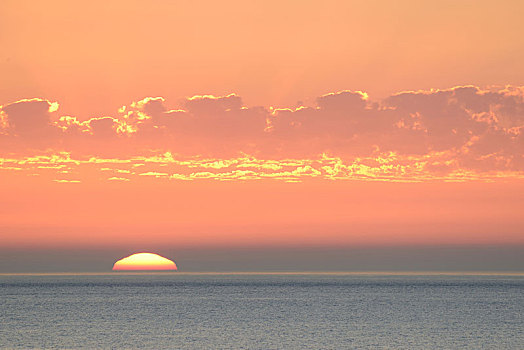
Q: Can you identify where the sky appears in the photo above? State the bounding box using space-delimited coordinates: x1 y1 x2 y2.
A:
1 0 523 272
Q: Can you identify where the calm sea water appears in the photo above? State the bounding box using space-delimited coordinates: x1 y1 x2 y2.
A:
1 274 523 349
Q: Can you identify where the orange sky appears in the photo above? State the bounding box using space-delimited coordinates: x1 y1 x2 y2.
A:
0 1 523 271
1 0 524 117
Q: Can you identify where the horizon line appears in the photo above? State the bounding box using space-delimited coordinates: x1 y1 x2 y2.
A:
2 271 524 277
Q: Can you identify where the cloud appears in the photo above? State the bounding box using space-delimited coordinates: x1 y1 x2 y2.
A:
0 98 61 142
1 98 59 134
1 86 523 179
3 150 519 183
88 117 119 138
184 93 243 115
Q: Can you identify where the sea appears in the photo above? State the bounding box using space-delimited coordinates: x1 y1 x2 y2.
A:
1 273 523 349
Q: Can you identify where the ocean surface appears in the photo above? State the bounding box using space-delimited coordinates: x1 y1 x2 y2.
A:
1 274 523 349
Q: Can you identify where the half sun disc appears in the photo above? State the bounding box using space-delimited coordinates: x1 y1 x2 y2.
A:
112 253 177 271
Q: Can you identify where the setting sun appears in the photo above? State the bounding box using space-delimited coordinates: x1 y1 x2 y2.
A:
112 253 177 271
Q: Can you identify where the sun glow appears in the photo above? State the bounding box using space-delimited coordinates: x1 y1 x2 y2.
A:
112 253 177 271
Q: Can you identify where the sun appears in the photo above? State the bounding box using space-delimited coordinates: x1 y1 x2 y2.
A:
112 252 177 271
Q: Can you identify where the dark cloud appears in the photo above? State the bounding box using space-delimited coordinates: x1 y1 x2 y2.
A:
1 98 59 136
88 117 118 138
